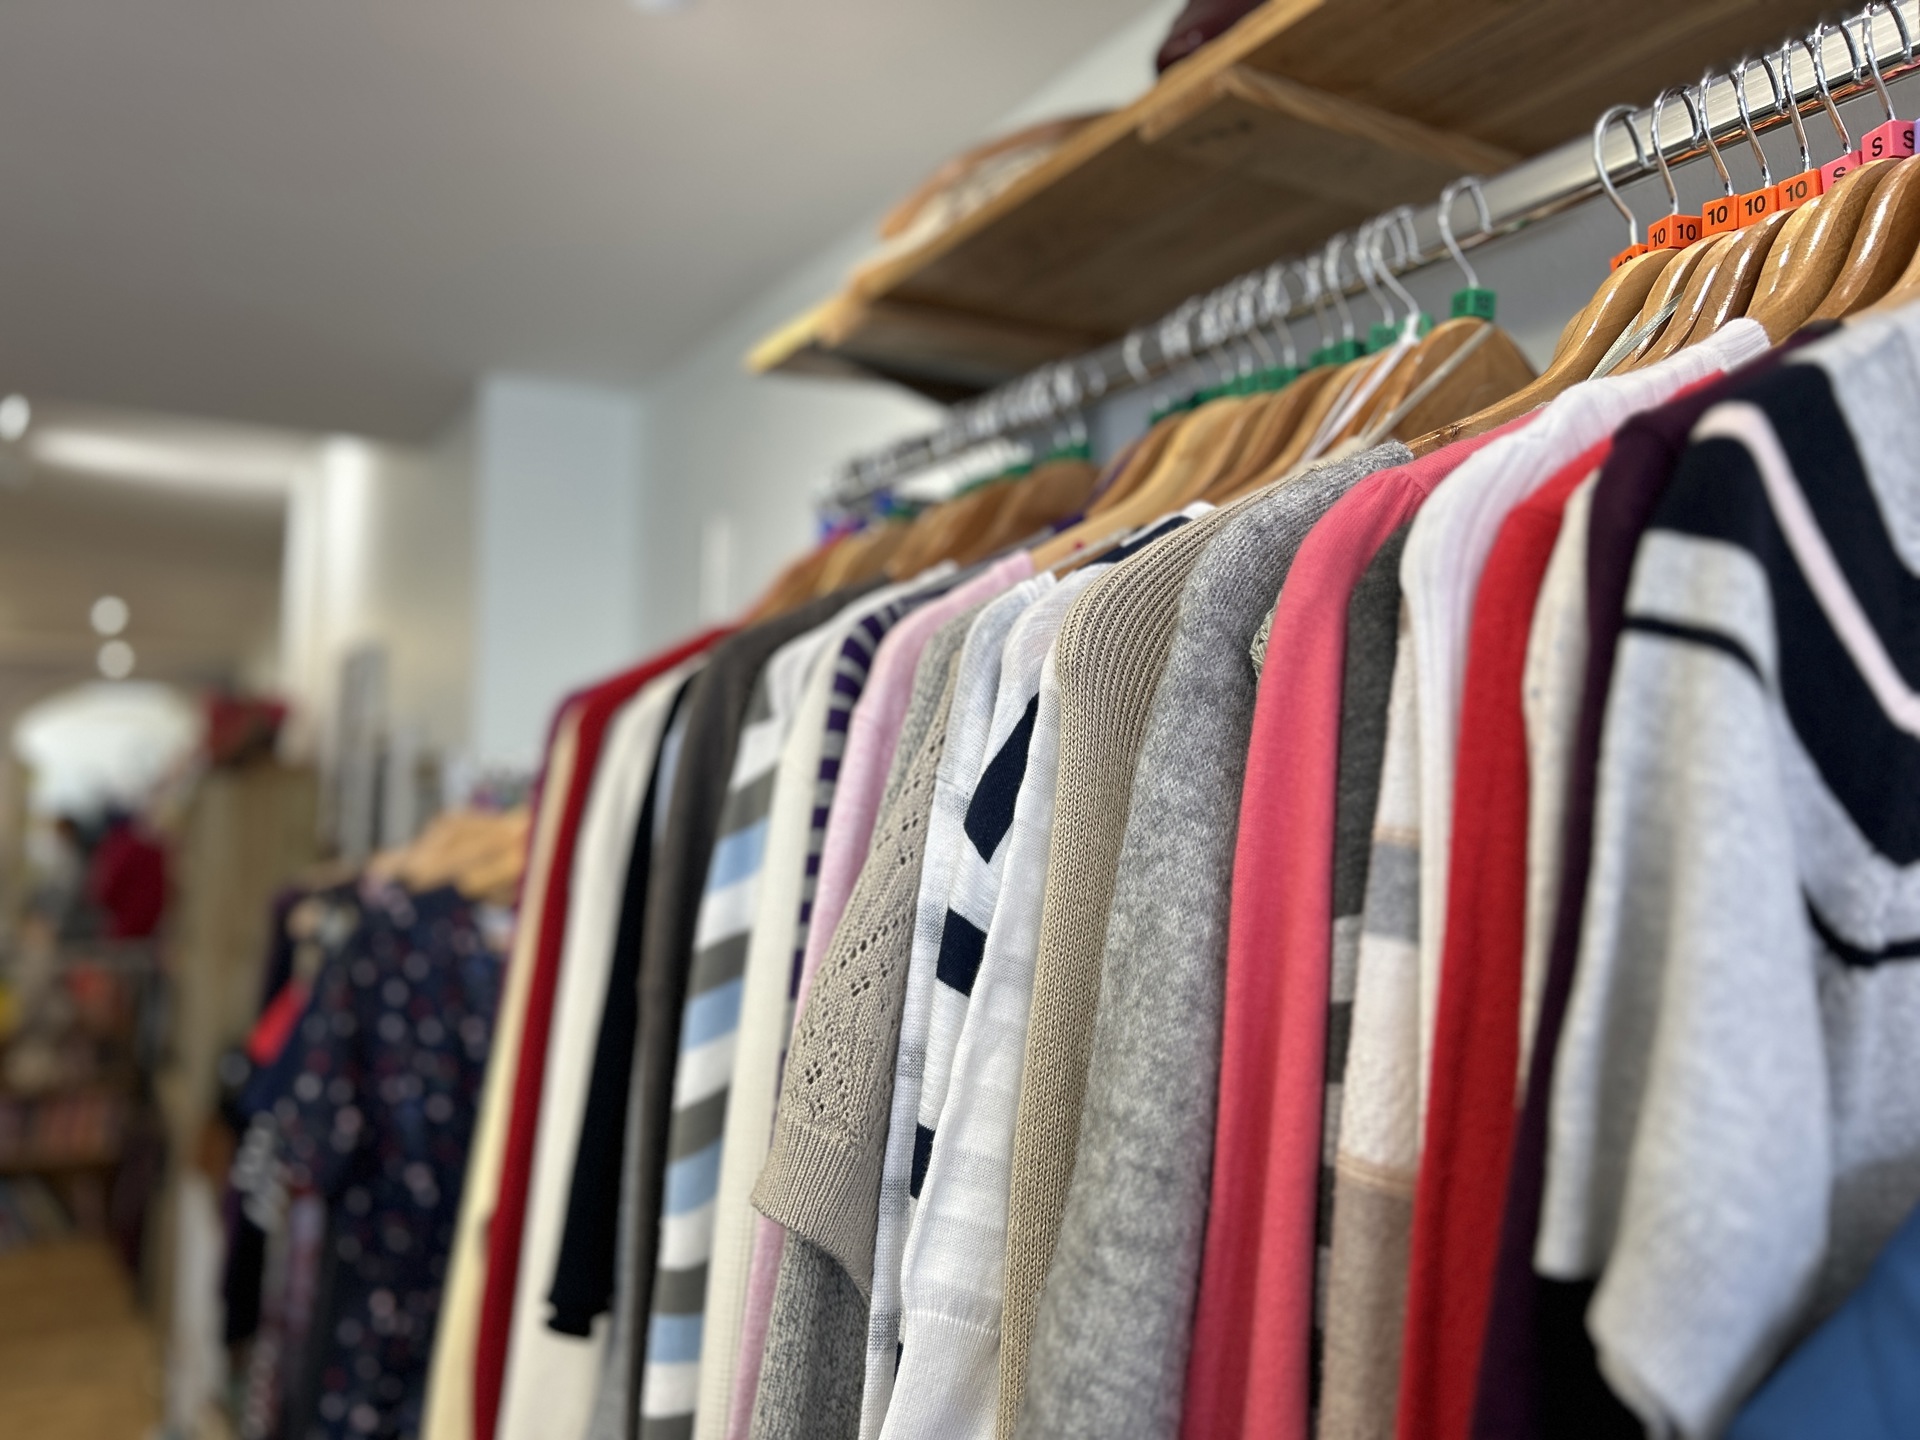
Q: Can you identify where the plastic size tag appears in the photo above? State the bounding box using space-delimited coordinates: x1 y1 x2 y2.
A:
1820 149 1864 192
1646 212 1703 249
1861 119 1915 163
1701 194 1739 236
1736 187 1778 225
1610 243 1648 271
1450 287 1497 321
1775 169 1822 211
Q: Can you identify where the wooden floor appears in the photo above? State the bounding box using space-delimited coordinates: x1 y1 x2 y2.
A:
0 1239 160 1439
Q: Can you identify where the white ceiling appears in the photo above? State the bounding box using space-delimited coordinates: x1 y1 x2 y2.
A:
0 0 1151 440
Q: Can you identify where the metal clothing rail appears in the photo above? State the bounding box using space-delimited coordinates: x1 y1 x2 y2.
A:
826 0 1920 513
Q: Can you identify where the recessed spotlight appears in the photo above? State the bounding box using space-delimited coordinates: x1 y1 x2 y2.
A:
90 595 129 637
0 395 30 443
97 639 135 680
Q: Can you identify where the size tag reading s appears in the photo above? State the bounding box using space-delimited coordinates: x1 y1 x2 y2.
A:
1861 120 1915 162
1820 149 1865 193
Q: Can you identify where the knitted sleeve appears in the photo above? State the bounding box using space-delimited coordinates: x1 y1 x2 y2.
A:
752 654 961 1297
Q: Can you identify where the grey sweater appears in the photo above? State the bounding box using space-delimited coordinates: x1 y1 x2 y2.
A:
1014 445 1410 1440
749 1236 867 1440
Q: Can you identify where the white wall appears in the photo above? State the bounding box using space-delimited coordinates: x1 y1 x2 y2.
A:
473 375 644 770
636 0 1185 650
278 423 476 773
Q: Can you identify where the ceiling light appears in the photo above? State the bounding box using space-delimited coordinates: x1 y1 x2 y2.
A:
631 0 694 12
97 640 135 680
0 395 30 443
30 429 296 494
90 596 130 637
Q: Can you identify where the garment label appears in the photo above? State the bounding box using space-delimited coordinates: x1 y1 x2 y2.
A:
1775 169 1822 211
1646 212 1702 249
1861 119 1915 162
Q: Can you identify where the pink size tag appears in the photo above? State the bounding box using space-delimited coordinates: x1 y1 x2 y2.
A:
1861 119 1915 163
1821 149 1866 191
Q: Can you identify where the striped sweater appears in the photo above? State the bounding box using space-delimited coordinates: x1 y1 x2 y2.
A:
642 637 826 1440
1540 317 1920 1436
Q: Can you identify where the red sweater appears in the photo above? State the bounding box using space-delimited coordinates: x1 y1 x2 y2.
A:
473 627 729 1440
1394 445 1604 1440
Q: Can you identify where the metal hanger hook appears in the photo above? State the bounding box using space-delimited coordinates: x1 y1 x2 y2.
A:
1323 234 1358 341
1372 207 1423 325
1733 55 1780 188
1354 217 1395 326
1695 77 1736 196
1259 263 1299 369
1858 4 1906 121
1775 41 1814 173
1121 329 1151 386
1438 174 1494 287
1806 22 1857 155
1650 86 1704 215
1296 256 1333 350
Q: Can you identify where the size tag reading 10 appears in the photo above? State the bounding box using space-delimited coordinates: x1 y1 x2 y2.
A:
1700 194 1739 235
1775 170 1822 211
1610 242 1649 271
1738 187 1778 224
1645 212 1703 249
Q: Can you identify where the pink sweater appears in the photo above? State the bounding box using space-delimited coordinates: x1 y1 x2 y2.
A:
1182 433 1503 1440
725 552 1030 1440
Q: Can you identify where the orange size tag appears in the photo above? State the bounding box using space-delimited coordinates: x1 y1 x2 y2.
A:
1775 169 1822 212
1821 149 1865 192
1609 242 1648 271
1735 186 1779 225
1700 194 1739 235
1861 119 1915 163
1645 212 1703 249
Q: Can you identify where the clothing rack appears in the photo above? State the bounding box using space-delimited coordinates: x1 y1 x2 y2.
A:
827 0 1920 514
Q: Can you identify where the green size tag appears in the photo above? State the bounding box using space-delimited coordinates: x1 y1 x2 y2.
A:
1451 287 1497 322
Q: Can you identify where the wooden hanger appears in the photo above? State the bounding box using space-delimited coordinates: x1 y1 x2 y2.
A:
1413 247 1677 451
1027 393 1257 567
746 534 843 619
1087 411 1181 514
1256 351 1383 477
1811 155 1920 319
1746 158 1899 339
1202 384 1309 498
1652 212 1794 361
960 458 1099 562
1607 234 1722 369
1615 232 1742 370
1361 318 1536 443
1203 366 1341 501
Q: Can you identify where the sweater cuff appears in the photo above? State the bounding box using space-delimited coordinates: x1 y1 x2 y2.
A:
751 1118 880 1300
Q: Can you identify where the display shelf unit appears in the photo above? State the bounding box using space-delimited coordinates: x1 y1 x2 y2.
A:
751 0 1840 398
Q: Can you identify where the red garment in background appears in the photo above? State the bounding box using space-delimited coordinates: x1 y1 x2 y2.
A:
89 821 167 938
1185 424 1519 1440
1394 444 1606 1440
472 627 731 1440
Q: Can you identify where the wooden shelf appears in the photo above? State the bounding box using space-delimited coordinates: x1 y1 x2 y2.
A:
752 0 1838 398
